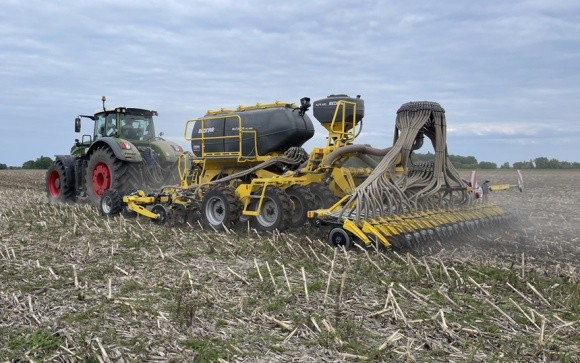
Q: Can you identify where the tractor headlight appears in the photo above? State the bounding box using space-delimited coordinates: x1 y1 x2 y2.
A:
171 144 184 152
120 142 131 150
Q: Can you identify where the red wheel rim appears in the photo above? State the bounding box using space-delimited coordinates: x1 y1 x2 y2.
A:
92 162 111 196
47 170 61 197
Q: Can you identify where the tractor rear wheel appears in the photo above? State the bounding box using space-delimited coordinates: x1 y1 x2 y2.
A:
46 160 76 203
85 147 140 205
285 185 316 228
201 185 242 230
251 186 293 231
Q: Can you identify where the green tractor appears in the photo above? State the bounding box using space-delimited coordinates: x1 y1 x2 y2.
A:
46 96 183 205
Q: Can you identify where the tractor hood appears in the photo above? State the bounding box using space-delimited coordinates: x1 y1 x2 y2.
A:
143 138 183 163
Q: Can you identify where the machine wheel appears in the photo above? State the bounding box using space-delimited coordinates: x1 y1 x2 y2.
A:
100 188 123 216
306 183 338 209
151 204 168 224
46 160 76 203
285 185 316 228
201 185 242 230
85 146 140 205
328 228 353 249
251 186 293 231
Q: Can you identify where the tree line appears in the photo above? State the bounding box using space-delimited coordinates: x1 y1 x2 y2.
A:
511 157 580 169
1 154 579 171
412 153 580 169
0 156 53 170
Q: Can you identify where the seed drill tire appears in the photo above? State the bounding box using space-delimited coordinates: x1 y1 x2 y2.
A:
306 183 338 209
251 186 293 232
285 185 316 228
201 185 242 231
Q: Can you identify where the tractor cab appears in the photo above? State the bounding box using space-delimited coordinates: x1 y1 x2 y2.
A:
92 108 157 142
48 96 183 205
72 96 160 157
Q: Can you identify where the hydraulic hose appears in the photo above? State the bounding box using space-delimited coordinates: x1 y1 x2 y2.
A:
323 144 392 167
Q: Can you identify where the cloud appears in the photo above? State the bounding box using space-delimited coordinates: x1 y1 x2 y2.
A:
448 123 548 137
1 1 579 166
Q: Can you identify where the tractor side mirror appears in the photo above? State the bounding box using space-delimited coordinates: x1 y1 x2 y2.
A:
75 117 81 133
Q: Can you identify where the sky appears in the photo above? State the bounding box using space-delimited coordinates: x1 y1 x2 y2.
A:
1 0 579 167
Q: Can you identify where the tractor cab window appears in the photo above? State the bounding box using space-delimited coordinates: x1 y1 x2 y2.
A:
105 114 117 137
120 114 155 141
94 114 106 139
94 113 118 138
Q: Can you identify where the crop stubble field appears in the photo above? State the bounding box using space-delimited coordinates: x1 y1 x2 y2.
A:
0 169 578 362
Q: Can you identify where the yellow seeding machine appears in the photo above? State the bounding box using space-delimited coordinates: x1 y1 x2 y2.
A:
97 95 522 249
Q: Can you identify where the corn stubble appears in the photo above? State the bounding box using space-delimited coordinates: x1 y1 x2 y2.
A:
0 169 578 362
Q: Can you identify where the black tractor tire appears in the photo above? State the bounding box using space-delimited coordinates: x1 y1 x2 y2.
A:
201 185 242 231
285 185 316 228
46 160 76 203
100 188 123 216
306 183 338 209
251 186 293 232
85 146 140 205
328 227 353 249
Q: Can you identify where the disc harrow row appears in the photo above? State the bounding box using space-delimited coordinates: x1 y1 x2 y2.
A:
313 201 510 249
